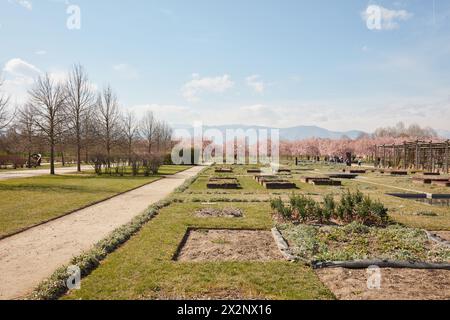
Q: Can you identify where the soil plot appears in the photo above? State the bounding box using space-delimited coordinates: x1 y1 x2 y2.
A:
175 229 284 262
316 267 450 300
195 208 243 218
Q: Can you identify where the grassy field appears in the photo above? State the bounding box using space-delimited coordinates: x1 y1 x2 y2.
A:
33 162 448 300
181 165 450 230
0 165 191 238
64 202 333 300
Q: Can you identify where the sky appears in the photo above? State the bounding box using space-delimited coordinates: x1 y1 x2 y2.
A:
1 0 450 132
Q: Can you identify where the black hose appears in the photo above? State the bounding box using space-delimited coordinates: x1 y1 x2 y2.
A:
313 260 450 270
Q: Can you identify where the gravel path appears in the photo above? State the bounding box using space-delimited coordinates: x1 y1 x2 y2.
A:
0 166 204 300
0 166 92 181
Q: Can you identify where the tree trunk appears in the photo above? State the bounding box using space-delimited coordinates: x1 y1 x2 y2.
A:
50 138 55 175
77 131 81 172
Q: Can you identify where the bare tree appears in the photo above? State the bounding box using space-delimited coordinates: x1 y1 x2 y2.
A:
17 104 36 167
122 110 138 163
0 79 12 132
65 64 95 172
82 107 98 163
140 110 155 154
96 85 121 166
28 74 67 175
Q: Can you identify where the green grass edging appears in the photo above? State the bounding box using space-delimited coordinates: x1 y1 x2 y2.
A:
29 167 208 300
29 199 172 300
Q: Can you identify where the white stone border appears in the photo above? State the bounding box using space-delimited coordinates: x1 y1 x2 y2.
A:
271 227 296 262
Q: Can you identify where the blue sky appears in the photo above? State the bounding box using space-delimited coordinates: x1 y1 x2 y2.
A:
1 0 450 131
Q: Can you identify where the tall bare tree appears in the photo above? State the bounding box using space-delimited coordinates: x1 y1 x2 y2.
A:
96 85 121 166
122 110 138 163
0 80 12 132
28 74 67 175
17 104 36 167
65 64 95 172
140 110 155 154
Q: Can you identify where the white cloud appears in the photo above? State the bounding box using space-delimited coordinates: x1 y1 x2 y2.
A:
362 5 413 30
181 74 234 102
9 0 33 11
245 75 265 94
3 58 40 78
113 63 139 79
1 58 41 103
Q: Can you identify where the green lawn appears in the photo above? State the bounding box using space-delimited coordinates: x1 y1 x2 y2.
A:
0 174 160 238
36 163 449 300
157 165 193 175
64 202 333 300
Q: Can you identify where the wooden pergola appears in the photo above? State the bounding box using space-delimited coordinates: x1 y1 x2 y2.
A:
374 140 450 173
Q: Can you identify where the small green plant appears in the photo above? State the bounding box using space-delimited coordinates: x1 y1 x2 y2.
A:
271 190 389 226
270 197 293 219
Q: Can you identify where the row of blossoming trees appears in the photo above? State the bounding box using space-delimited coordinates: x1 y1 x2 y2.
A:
280 123 442 161
0 64 173 175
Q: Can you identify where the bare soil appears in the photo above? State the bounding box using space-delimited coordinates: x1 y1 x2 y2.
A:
316 267 450 300
176 229 284 262
433 231 450 242
195 208 243 218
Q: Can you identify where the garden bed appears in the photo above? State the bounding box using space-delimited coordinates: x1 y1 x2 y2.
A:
247 168 261 174
344 169 366 174
207 178 240 189
195 208 243 218
316 267 450 300
277 222 450 264
263 181 297 189
327 173 358 179
215 168 233 173
390 170 408 176
413 176 449 184
174 229 284 262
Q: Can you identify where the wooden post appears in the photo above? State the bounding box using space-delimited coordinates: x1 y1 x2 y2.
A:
445 140 449 174
429 141 433 172
393 145 397 169
403 142 407 169
415 141 419 170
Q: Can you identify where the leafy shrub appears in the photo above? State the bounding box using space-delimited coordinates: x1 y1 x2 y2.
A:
271 190 389 226
270 197 293 219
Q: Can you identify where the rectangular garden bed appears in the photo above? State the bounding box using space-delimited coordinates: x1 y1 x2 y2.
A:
207 178 240 189
390 170 408 176
215 168 233 173
174 228 284 262
413 177 449 184
310 179 342 186
263 181 297 189
327 173 358 179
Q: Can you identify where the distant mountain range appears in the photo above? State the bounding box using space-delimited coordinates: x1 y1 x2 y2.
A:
172 124 366 140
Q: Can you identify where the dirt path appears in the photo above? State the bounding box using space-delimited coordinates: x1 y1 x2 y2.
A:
0 166 205 300
0 165 92 181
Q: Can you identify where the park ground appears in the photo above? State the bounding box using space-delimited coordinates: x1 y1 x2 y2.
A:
60 162 449 300
0 162 449 300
